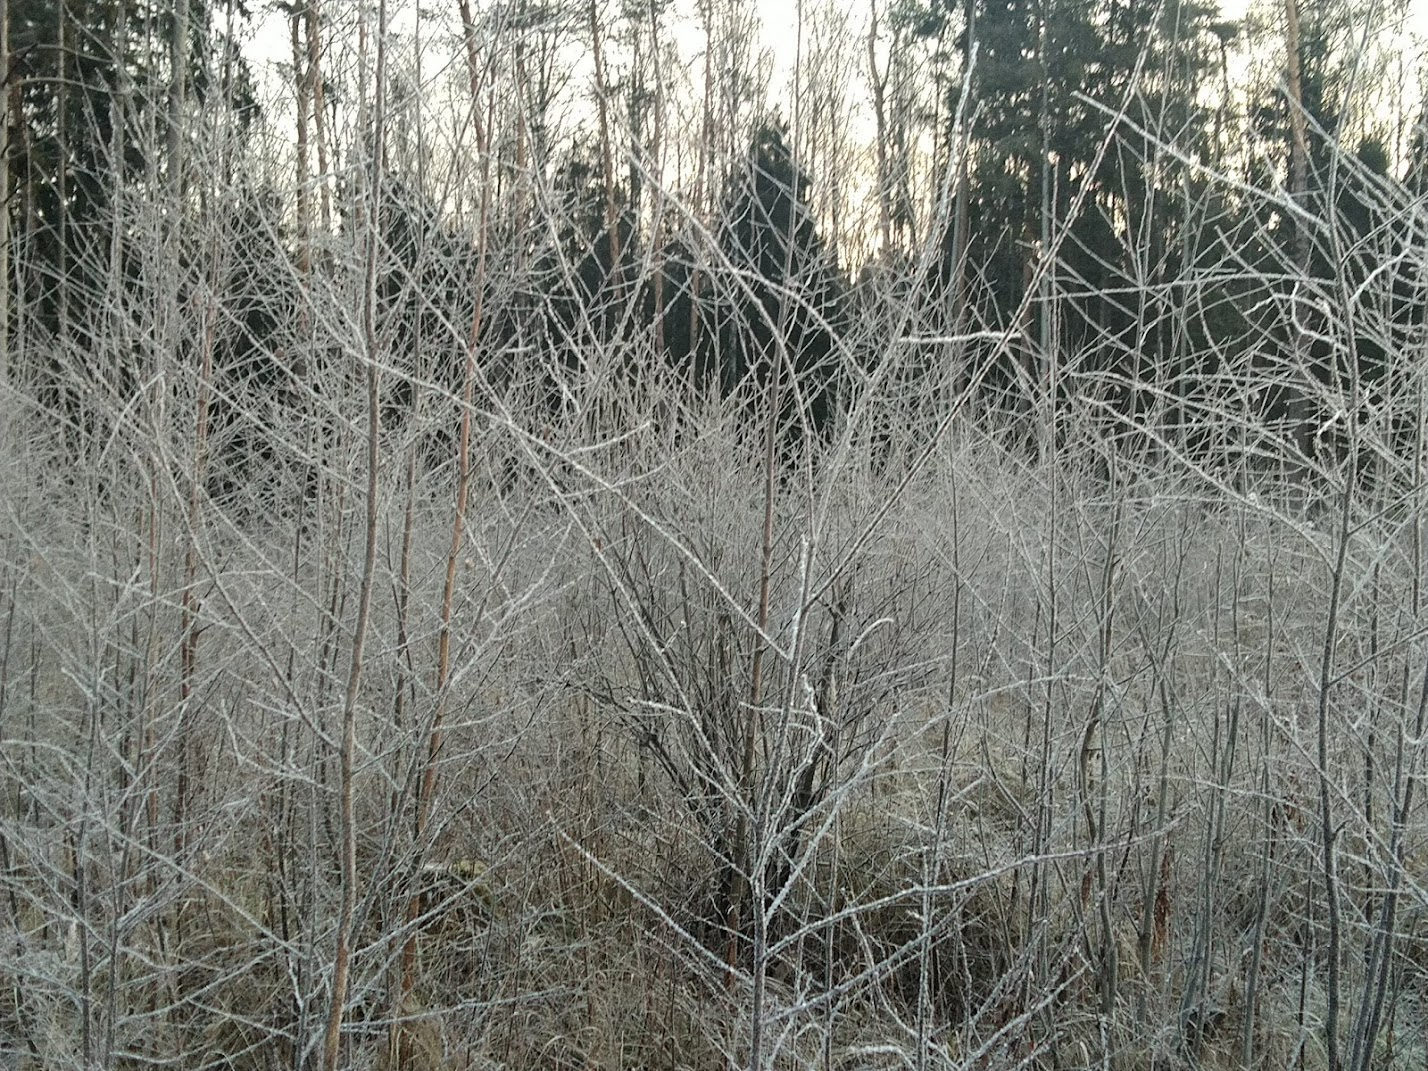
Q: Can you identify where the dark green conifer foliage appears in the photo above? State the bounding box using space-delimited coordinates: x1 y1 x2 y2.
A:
715 122 843 438
916 0 1222 438
8 0 256 330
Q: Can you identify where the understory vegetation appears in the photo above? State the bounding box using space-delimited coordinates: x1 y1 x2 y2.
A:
4 0 1428 1067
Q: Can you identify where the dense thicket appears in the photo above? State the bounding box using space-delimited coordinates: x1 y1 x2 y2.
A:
5 0 1428 1069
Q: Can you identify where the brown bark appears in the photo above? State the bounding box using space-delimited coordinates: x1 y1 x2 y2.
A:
588 0 621 276
1283 0 1309 267
292 13 311 276
867 1 892 253
0 0 9 397
305 0 331 236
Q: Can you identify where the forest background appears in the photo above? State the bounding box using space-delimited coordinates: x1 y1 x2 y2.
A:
5 0 1428 1068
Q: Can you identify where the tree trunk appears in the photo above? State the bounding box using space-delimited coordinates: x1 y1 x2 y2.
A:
0 0 9 403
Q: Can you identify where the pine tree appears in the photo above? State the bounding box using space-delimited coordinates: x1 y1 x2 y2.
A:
714 121 844 438
921 0 1221 433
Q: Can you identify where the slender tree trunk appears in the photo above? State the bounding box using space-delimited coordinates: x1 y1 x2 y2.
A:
647 0 667 354
1283 0 1309 266
1035 9 1056 462
513 39 532 243
292 12 312 276
1283 0 1315 471
168 0 188 195
305 0 331 238
588 0 620 280
56 10 68 358
867 1 893 254
455 0 489 164
689 0 716 368
0 0 9 409
395 11 494 1061
322 1 388 1066
949 0 975 325
170 0 196 868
